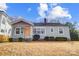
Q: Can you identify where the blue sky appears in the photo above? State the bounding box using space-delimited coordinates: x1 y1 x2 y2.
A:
6 3 39 22
6 3 79 24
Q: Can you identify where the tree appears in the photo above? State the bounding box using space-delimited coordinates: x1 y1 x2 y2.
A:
65 22 79 40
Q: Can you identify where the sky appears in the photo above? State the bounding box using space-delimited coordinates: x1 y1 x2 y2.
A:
0 3 79 29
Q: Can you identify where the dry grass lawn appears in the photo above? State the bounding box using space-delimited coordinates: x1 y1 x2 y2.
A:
0 41 79 56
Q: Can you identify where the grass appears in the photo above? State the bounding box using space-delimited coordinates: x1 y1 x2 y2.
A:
0 41 79 56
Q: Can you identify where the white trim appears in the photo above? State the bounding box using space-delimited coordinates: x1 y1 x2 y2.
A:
58 27 64 35
15 27 24 35
50 27 54 33
15 27 20 35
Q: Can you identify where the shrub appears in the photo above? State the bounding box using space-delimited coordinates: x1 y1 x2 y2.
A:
55 37 67 41
0 35 9 43
49 37 55 41
44 36 55 41
44 36 50 41
18 37 23 42
33 35 40 41
70 32 79 41
71 38 79 41
9 38 13 42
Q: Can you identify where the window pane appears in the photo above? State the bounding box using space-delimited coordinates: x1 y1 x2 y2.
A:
2 18 5 24
21 27 23 34
1 29 5 33
41 29 45 34
16 28 20 34
51 28 53 32
41 31 44 34
37 31 40 34
59 31 63 33
8 29 11 34
59 28 63 34
33 28 36 34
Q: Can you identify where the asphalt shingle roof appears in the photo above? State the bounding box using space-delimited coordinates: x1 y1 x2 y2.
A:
33 23 67 26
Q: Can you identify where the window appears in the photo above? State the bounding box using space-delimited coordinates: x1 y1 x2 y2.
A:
15 27 24 34
33 28 45 34
33 28 40 34
8 29 11 34
51 28 53 32
59 28 63 34
1 29 5 33
16 28 20 34
33 28 36 34
2 18 5 24
21 27 23 34
41 28 45 34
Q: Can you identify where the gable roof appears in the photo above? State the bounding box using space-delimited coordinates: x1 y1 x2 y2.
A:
12 18 33 25
33 23 67 26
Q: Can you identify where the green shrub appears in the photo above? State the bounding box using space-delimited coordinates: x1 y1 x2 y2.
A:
49 37 55 41
9 38 13 42
70 32 79 41
55 37 67 41
33 35 40 41
44 36 50 41
18 37 23 42
71 39 79 41
44 36 55 41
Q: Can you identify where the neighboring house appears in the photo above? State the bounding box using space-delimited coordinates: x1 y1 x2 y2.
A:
0 11 12 41
0 11 71 41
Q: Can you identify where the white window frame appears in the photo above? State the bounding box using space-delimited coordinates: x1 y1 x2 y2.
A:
2 18 6 25
15 27 24 35
58 28 64 35
51 28 53 32
33 28 45 35
15 27 20 35
8 29 11 34
20 27 24 34
1 29 5 33
40 28 45 34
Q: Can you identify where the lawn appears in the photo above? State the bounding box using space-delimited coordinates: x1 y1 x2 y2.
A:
0 41 79 56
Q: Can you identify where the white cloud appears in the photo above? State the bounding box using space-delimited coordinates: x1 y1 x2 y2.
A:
39 3 48 11
38 3 48 17
27 8 32 12
37 3 72 21
0 3 8 12
47 6 72 19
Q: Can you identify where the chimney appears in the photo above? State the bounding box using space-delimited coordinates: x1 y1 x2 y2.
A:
44 18 47 24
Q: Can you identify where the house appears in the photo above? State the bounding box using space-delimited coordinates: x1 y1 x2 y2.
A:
12 18 71 41
0 11 71 41
33 18 70 40
0 11 12 41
